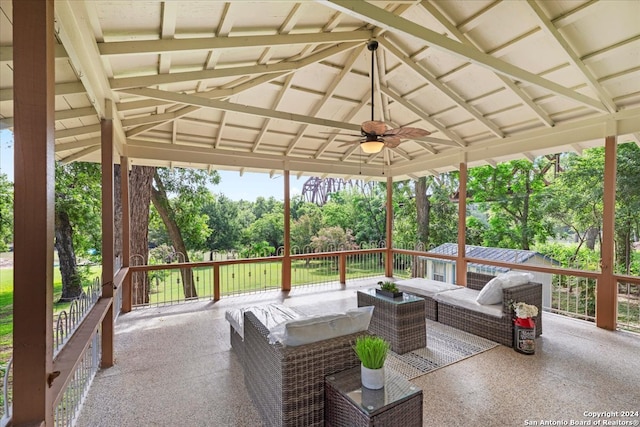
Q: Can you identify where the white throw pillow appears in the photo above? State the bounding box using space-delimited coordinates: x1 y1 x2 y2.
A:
267 306 373 346
500 271 534 288
475 276 504 305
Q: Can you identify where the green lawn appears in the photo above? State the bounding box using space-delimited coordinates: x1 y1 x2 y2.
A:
0 265 102 365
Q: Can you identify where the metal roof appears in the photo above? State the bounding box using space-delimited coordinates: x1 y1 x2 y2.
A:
429 242 542 263
1 0 639 181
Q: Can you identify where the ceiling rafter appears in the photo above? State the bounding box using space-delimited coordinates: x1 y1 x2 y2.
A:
55 0 127 153
158 2 177 75
322 0 608 112
285 45 365 156
0 82 86 102
55 138 101 153
59 145 100 164
0 106 98 130
379 85 465 147
380 37 504 138
119 87 363 132
252 74 295 152
123 42 361 137
421 1 554 128
526 0 617 113
314 92 371 159
98 30 372 57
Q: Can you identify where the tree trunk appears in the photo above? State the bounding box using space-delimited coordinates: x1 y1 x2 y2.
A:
129 166 155 305
151 170 198 299
585 227 598 250
413 177 430 277
114 164 122 266
55 210 84 302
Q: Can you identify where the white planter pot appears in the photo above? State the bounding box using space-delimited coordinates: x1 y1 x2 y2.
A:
361 364 385 389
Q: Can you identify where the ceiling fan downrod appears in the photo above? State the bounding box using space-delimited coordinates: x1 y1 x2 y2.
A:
367 40 378 122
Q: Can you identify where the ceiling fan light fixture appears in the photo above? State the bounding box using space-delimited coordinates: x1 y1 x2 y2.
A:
360 140 384 154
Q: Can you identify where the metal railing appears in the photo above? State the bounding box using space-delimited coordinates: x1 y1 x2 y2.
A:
54 278 102 356
618 278 640 332
54 330 101 427
0 358 12 427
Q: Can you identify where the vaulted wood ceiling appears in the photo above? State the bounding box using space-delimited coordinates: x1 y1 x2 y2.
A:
1 0 639 181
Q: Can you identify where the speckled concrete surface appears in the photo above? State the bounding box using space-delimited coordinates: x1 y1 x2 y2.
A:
75 280 640 427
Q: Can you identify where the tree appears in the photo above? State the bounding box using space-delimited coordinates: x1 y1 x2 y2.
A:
54 162 102 301
244 210 284 252
150 168 219 298
0 173 12 252
542 152 605 259
468 160 553 250
129 166 155 305
613 143 640 273
291 210 323 252
203 194 243 251
415 176 429 247
310 226 359 252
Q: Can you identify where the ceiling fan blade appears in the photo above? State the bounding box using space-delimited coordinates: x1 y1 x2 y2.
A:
361 120 387 136
384 127 431 139
382 136 402 148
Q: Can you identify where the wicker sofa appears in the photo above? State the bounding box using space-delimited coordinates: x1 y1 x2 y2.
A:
230 307 370 427
434 272 543 347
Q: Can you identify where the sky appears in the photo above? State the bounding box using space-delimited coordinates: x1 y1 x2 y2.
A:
0 129 302 201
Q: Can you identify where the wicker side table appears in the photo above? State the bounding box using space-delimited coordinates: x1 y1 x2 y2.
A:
357 289 426 354
325 366 423 427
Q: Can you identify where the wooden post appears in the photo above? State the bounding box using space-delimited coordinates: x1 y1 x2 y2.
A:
213 264 220 302
282 170 292 291
457 160 468 286
12 0 55 424
339 254 346 285
101 103 115 368
120 156 132 312
597 135 617 330
385 177 393 278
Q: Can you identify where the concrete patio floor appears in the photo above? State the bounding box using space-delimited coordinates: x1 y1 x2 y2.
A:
76 280 640 427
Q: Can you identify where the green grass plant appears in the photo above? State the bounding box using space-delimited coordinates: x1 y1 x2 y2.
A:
353 336 390 369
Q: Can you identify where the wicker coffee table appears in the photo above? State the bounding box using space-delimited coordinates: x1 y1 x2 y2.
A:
325 366 423 427
357 289 426 354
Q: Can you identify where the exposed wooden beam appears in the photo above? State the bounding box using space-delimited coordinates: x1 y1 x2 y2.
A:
110 41 361 89
119 87 362 132
421 1 554 128
323 0 608 112
527 0 617 113
380 85 466 147
98 30 372 56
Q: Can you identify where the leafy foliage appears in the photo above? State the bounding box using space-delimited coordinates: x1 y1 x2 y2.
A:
55 162 102 260
353 336 390 369
0 174 12 252
310 226 358 252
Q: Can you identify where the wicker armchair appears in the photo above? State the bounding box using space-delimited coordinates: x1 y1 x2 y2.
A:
436 272 543 347
242 311 369 427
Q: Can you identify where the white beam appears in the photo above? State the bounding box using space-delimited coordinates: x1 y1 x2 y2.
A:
55 0 126 153
120 87 362 132
99 31 371 56
322 0 607 112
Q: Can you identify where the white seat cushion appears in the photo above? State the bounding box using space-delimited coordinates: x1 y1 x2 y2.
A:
396 278 460 297
267 306 374 346
435 288 503 318
225 303 303 338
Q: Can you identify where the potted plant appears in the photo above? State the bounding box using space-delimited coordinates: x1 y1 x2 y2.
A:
353 335 390 389
376 281 403 299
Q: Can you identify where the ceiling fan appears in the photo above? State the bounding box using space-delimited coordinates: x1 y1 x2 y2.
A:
337 40 431 154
